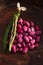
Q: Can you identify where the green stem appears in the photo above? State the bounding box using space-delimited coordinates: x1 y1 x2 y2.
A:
9 12 20 51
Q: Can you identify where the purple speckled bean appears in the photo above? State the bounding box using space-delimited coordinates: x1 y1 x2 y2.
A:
11 18 42 54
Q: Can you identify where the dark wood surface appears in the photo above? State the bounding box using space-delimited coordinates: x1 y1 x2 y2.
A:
0 3 43 65
0 0 43 8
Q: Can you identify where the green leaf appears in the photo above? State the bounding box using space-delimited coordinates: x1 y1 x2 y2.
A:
2 18 13 51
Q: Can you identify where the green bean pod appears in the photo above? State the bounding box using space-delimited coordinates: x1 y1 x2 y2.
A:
2 18 13 51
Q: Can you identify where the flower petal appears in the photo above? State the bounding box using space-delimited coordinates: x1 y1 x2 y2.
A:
21 7 27 11
17 2 20 8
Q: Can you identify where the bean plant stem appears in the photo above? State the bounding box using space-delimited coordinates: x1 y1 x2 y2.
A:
9 12 20 51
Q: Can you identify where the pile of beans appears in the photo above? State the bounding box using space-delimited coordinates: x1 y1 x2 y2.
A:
11 18 42 54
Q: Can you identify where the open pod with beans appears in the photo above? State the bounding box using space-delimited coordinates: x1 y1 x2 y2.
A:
3 2 42 54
